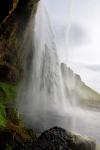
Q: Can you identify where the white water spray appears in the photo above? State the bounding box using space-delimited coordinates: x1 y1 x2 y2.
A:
17 1 100 144
17 1 70 130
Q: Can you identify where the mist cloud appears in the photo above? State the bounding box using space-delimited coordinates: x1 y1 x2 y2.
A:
85 64 100 72
68 23 89 47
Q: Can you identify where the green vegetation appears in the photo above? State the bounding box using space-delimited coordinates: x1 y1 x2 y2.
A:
0 82 19 104
0 81 19 128
0 104 6 127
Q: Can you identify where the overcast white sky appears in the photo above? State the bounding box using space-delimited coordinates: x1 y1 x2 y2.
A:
43 0 100 93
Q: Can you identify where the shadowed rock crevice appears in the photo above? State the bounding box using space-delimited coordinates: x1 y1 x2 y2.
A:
0 0 13 23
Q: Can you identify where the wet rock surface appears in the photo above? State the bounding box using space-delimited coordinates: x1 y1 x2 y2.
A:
33 127 97 150
0 122 37 150
0 126 98 150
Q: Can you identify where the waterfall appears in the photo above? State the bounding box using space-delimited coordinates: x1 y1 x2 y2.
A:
31 1 68 112
17 1 70 131
17 1 100 144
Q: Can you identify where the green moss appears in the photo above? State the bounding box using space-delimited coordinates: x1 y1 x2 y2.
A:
0 82 20 127
0 104 6 127
6 144 12 150
27 128 37 141
0 82 19 104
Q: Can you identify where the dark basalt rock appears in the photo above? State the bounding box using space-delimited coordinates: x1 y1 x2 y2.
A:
0 0 14 23
0 126 98 150
0 0 39 83
33 127 98 150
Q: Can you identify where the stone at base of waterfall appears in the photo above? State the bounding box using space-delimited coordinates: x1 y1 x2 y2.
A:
33 127 98 150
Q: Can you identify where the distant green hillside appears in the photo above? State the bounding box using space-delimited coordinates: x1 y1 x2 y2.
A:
61 63 100 109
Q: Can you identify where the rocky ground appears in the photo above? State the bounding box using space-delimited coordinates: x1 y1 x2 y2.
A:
0 126 98 150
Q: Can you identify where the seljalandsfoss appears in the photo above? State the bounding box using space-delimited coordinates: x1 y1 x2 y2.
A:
0 0 100 149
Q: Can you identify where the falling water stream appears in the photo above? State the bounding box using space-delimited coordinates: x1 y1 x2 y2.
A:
18 1 100 144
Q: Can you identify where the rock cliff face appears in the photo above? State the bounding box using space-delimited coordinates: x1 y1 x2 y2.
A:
0 0 39 83
0 0 19 23
0 0 39 128
61 63 100 108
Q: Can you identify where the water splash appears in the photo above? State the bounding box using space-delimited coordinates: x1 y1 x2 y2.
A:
17 1 100 145
17 1 69 129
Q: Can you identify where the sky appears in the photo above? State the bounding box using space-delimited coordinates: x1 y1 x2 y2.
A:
43 0 100 93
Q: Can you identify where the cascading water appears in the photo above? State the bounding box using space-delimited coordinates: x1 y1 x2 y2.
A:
17 1 71 131
32 1 68 112
17 0 100 144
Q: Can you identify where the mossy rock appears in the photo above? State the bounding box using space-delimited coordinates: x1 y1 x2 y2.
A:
0 122 37 150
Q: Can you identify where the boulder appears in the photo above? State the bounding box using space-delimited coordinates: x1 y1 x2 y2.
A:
33 126 98 150
0 126 98 150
